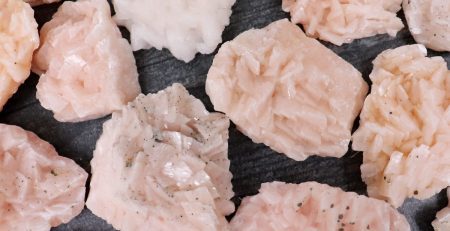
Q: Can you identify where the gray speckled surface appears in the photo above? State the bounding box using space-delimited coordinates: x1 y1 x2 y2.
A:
0 0 449 230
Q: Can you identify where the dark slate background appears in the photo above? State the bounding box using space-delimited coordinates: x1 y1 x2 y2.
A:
1 0 449 230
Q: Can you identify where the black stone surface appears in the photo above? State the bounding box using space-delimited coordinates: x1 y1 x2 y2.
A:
1 0 449 230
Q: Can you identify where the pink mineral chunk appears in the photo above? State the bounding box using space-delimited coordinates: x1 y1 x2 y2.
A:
206 19 368 161
231 182 410 231
0 124 88 230
33 0 141 122
87 84 234 231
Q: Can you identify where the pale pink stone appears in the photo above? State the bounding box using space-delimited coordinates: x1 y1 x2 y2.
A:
0 0 39 111
231 182 410 231
206 19 368 161
33 0 141 122
353 44 450 207
0 124 88 230
87 84 234 231
403 0 450 52
282 0 404 45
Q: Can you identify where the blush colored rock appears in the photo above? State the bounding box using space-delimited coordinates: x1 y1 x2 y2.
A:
0 0 39 111
230 181 410 231
352 44 450 207
86 84 234 231
403 0 450 52
282 0 404 45
112 0 236 62
32 0 141 122
0 124 88 230
206 19 368 161
432 189 450 231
